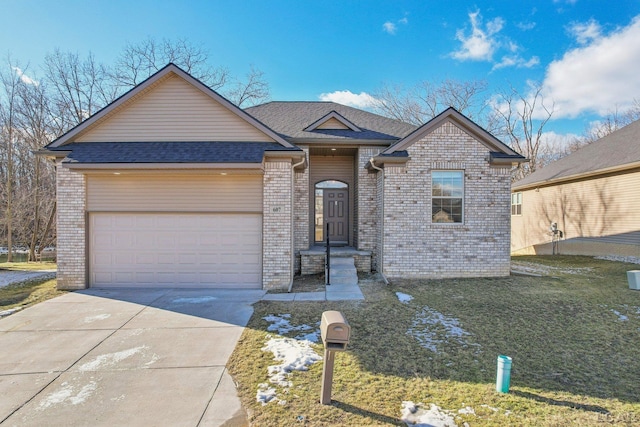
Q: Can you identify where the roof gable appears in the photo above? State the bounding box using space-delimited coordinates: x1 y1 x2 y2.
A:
303 111 362 132
48 64 293 148
383 107 524 160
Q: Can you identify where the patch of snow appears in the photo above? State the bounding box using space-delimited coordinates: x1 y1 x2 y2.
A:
400 401 456 427
257 336 322 405
611 309 629 321
171 296 218 304
83 313 111 323
595 255 640 265
262 337 322 387
458 406 475 415
408 306 475 352
294 331 320 343
263 314 312 335
396 292 414 304
39 381 97 409
0 306 23 317
79 346 147 371
481 404 499 412
256 383 278 405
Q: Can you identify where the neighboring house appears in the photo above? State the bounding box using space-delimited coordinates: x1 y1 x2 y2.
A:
39 64 525 291
511 118 640 257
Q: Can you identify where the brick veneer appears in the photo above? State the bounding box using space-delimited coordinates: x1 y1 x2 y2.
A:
356 147 380 271
262 160 294 290
56 164 87 289
293 148 309 274
381 120 512 278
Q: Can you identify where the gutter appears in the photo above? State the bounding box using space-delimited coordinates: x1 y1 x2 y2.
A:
368 158 390 286
288 156 307 292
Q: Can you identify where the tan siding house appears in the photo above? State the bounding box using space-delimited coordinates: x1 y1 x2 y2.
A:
41 64 525 291
511 119 640 257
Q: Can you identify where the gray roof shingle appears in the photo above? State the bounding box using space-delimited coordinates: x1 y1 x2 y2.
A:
514 119 640 189
52 141 301 164
245 101 417 141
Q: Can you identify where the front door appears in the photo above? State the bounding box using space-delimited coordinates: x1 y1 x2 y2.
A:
324 189 348 245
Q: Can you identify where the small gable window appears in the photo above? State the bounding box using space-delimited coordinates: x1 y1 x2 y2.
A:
432 171 463 223
511 192 522 216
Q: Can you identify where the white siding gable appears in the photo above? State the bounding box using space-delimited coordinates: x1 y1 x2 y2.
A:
76 73 275 142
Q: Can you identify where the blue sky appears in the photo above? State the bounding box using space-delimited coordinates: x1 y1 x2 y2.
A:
2 0 640 140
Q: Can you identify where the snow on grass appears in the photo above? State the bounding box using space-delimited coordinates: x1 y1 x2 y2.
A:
396 292 414 304
595 255 640 264
257 314 323 405
611 309 629 321
400 401 456 427
39 381 97 409
408 306 475 353
263 313 320 342
79 346 148 371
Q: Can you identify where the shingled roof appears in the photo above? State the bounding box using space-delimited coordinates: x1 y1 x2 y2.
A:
513 118 640 190
48 141 301 164
245 101 416 142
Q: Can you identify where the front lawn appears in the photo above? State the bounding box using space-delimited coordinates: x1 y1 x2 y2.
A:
228 256 640 426
0 262 63 314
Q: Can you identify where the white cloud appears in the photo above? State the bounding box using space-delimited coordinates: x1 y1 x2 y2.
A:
516 21 536 31
493 55 540 70
568 19 601 44
12 67 38 85
383 16 408 35
318 90 378 108
451 11 504 61
383 21 397 34
541 15 640 118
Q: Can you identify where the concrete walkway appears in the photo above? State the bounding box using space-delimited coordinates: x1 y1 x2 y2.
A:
0 288 265 427
262 256 364 302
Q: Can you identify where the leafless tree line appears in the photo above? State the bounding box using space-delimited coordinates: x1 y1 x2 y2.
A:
0 38 271 261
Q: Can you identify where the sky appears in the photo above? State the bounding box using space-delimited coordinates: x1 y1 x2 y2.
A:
2 0 640 141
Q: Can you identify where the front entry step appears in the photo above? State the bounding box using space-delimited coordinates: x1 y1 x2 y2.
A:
327 257 362 300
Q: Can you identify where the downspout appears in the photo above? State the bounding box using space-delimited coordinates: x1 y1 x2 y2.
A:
288 156 307 292
369 158 390 286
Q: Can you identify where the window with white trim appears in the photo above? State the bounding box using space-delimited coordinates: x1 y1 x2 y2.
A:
432 171 463 223
511 192 522 215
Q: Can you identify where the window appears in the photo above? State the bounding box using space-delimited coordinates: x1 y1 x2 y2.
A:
511 192 522 215
432 171 463 223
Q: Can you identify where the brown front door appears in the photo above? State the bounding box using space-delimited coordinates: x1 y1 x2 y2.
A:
324 189 348 245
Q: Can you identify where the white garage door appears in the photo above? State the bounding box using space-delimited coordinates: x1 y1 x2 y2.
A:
89 213 262 288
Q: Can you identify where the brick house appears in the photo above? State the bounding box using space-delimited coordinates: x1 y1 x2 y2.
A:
40 64 525 291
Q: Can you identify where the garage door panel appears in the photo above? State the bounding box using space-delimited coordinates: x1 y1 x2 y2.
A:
90 213 262 288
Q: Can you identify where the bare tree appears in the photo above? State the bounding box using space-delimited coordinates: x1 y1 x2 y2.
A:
111 37 229 90
0 57 26 261
373 78 490 125
490 83 554 181
570 100 640 150
43 50 115 134
226 65 270 107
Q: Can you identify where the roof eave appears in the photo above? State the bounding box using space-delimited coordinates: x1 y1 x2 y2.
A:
289 138 397 146
512 160 640 191
62 162 264 171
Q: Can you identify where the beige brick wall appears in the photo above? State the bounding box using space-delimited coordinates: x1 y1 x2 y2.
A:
56 165 87 290
382 121 512 279
263 160 294 290
293 148 309 273
356 147 380 271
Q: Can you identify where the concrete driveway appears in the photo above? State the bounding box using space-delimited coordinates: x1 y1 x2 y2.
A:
0 288 265 427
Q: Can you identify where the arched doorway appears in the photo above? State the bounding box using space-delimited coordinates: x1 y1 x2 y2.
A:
315 180 349 245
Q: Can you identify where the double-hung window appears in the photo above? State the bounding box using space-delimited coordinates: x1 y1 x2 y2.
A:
511 192 522 215
432 171 463 223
